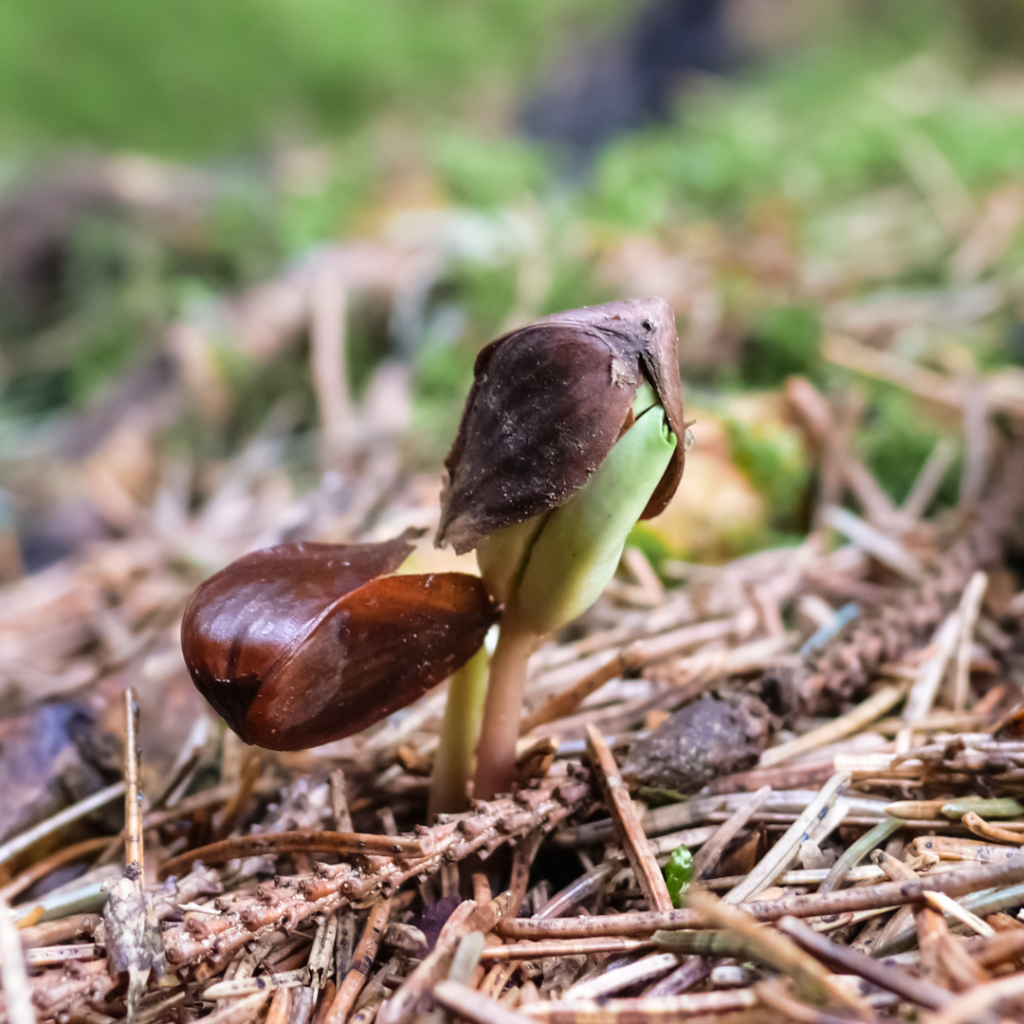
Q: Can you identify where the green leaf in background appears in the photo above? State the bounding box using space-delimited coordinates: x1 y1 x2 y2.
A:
433 131 545 209
855 384 960 507
724 404 810 527
664 844 693 909
741 305 822 388
0 0 619 156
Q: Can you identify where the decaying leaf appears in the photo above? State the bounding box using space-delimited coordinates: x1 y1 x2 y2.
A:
436 297 686 554
101 870 166 1021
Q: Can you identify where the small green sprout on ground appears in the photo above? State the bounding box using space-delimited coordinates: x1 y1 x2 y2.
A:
664 844 694 909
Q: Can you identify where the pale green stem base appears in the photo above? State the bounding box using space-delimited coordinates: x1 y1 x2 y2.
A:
472 607 538 802
428 645 490 820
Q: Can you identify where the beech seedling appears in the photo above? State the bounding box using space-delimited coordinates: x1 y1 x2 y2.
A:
180 296 685 820
181 533 497 751
436 296 686 800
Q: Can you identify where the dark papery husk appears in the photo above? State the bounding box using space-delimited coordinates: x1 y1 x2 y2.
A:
436 297 685 554
181 534 498 750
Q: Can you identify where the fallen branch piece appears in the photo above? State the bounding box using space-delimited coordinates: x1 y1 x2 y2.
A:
586 723 672 911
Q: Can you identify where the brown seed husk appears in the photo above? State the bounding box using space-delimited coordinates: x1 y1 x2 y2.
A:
436 297 685 554
181 534 498 749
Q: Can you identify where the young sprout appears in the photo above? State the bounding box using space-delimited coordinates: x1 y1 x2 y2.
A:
181 532 497 751
427 643 489 819
436 297 686 800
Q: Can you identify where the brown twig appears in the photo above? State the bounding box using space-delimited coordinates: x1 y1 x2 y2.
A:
0 784 126 871
691 785 771 882
520 656 621 735
686 891 864 1013
533 859 620 919
516 987 760 1021
566 952 684 1000
952 572 987 712
521 617 739 734
479 959 517 998
508 831 545 917
645 955 711 997
23 943 104 966
212 750 262 840
0 837 111 902
479 937 653 960
585 724 671 912
378 892 514 1024
776 916 951 1010
903 438 958 520
310 266 353 468
433 980 538 1024
497 854 1024 938
196 990 272 1024
202 968 307 999
123 688 144 874
159 830 435 879
962 812 1024 845
322 898 390 1024
472 871 493 906
871 850 983 988
823 334 966 414
162 783 588 969
760 683 909 768
329 769 353 833
265 986 292 1024
723 772 849 904
964 928 1024 969
755 979 881 1024
923 970 1024 1024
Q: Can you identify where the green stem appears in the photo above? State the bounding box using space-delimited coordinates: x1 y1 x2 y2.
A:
819 815 901 894
428 645 490 819
472 606 538 802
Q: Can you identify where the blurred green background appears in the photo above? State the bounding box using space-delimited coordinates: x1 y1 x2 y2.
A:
3 0 1024 568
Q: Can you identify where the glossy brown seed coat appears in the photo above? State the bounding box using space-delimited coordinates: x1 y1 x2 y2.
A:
181 536 497 750
436 297 685 554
